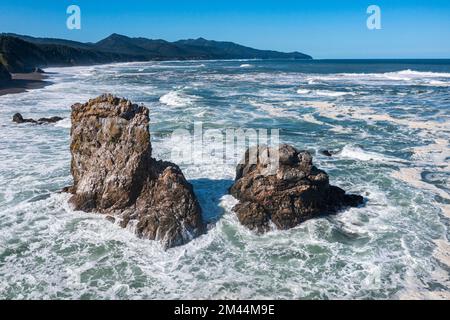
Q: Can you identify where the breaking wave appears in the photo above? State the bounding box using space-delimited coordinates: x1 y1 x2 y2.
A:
159 90 199 107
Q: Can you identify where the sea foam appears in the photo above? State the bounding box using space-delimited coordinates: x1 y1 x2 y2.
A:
1 60 449 299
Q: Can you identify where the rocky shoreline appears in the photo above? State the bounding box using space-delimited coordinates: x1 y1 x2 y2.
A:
58 94 363 248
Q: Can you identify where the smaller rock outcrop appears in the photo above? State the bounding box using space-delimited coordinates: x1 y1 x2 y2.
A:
230 144 363 232
12 113 63 124
66 94 204 249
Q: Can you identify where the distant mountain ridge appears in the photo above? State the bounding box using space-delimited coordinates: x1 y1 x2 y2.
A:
0 33 312 73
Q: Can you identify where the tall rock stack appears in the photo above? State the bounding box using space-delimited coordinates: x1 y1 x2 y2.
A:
230 144 363 232
66 94 204 249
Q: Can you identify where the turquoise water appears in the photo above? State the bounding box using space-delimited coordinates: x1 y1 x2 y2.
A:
0 60 449 299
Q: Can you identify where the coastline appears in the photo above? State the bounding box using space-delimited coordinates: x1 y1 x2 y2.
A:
0 72 52 97
0 58 449 299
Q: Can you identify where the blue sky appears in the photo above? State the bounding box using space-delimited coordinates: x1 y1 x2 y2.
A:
1 0 449 58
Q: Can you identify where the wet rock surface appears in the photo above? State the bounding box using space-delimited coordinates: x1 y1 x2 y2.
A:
230 144 363 232
66 94 204 249
13 113 63 124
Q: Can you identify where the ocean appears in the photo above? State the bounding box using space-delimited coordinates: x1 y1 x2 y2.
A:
0 59 449 299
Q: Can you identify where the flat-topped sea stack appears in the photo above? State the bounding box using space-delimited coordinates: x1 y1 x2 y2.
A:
66 94 204 249
230 144 363 232
12 113 63 124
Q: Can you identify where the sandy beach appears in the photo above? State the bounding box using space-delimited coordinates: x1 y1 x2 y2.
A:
0 72 51 96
